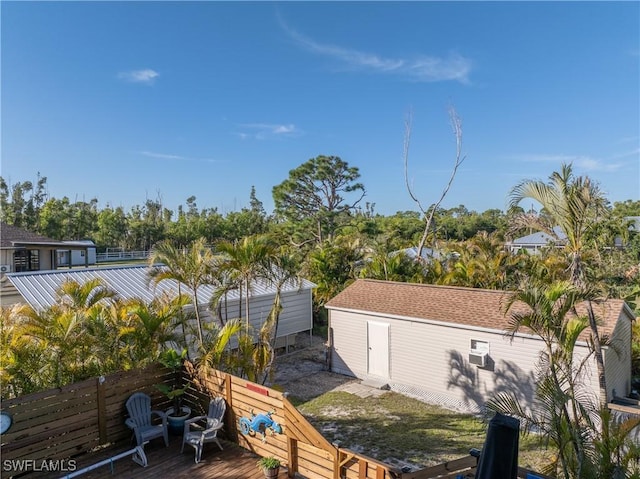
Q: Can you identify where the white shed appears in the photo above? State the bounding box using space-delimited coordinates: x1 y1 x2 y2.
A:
326 279 635 413
7 265 315 350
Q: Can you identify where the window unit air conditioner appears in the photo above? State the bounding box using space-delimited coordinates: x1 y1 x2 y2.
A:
469 350 488 367
0 265 11 273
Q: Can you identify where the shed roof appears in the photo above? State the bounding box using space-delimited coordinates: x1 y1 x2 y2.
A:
325 279 631 339
8 264 315 311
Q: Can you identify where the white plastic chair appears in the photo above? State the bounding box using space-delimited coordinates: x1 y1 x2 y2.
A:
181 397 226 463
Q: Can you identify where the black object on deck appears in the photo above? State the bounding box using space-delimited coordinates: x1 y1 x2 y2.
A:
475 412 520 479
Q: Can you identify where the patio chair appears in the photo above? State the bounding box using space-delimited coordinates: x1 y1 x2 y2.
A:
125 392 169 448
181 396 226 463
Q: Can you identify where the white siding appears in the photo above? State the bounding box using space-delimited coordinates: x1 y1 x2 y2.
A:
330 311 368 378
605 313 633 399
330 309 608 413
217 289 312 337
573 347 599 407
179 289 312 355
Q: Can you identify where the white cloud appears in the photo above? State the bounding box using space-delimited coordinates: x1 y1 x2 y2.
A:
280 18 471 83
514 153 624 172
118 69 159 85
139 151 218 163
237 123 300 140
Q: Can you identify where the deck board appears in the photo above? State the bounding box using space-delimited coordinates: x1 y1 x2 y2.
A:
20 436 291 479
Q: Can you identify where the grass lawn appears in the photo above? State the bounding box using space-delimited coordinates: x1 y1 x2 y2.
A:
293 390 552 472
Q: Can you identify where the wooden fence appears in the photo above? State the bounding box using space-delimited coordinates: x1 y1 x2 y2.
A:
0 365 172 479
189 365 403 479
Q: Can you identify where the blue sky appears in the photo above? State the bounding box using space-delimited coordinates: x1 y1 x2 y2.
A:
2 1 639 217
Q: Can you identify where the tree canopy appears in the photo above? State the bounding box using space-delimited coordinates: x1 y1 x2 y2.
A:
272 155 365 244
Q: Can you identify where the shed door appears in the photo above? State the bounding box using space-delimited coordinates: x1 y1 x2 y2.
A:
367 321 389 378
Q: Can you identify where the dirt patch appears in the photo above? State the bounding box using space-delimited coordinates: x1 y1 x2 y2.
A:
269 334 357 401
268 336 457 472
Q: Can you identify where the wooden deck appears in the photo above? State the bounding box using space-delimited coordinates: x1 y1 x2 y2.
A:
23 436 291 479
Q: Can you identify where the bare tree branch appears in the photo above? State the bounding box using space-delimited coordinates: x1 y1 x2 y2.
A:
404 106 466 261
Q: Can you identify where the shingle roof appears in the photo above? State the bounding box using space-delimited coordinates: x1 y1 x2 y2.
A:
8 264 315 311
325 279 630 338
0 222 68 248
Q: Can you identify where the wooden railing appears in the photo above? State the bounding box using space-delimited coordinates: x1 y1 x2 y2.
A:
96 250 150 262
402 453 552 479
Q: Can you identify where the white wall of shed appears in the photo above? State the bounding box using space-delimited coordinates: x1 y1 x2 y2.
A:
604 313 633 399
329 309 605 413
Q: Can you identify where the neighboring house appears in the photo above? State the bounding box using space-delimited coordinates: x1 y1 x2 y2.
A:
57 240 97 267
508 218 640 253
7 265 315 350
0 222 96 306
326 279 635 414
505 226 567 254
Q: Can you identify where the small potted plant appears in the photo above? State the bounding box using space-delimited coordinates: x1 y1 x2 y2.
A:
156 348 191 434
257 456 281 478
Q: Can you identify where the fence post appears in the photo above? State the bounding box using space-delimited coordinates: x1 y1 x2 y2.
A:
224 373 238 442
96 375 107 444
334 448 341 479
287 436 298 478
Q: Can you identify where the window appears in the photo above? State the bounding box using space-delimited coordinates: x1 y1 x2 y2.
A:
13 249 40 272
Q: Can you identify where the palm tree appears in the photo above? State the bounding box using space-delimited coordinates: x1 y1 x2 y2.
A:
508 163 610 407
0 304 49 398
440 233 515 289
197 318 242 373
83 300 126 373
491 280 640 478
56 278 117 312
307 236 364 307
119 293 190 366
243 246 305 384
216 234 275 332
489 281 599 478
147 238 218 347
20 303 85 387
359 246 425 283
262 247 302 346
53 278 120 375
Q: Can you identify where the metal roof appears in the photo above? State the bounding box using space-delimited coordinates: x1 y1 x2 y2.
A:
7 264 315 311
511 226 567 246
